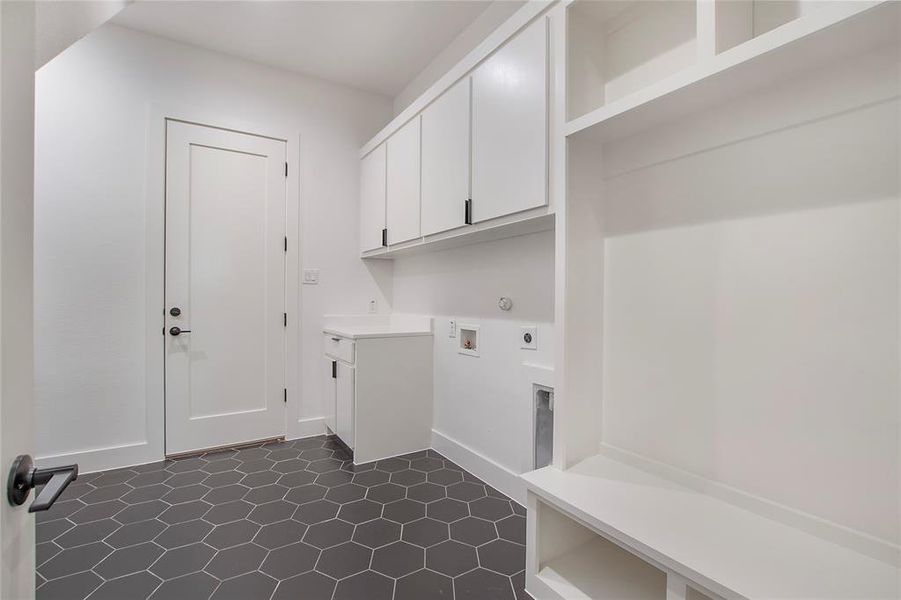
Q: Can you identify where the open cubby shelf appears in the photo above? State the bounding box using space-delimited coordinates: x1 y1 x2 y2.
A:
565 0 892 141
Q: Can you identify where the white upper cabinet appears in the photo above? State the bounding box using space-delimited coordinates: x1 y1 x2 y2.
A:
421 77 472 236
471 17 548 223
360 144 386 252
386 116 422 245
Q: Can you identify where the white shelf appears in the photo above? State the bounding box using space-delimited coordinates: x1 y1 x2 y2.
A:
565 1 893 142
523 453 900 600
537 536 666 600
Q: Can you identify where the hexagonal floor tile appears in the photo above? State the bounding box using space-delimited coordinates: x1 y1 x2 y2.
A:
426 540 478 577
35 571 102 600
116 499 168 524
209 571 277 600
469 496 513 521
324 483 366 504
367 483 406 504
85 571 161 600
94 542 164 579
254 519 308 550
39 542 112 580
316 542 372 579
121 483 171 504
307 458 343 474
478 539 525 575
451 516 498 546
204 500 253 525
248 500 296 525
148 571 218 600
337 499 382 524
272 570 336 600
454 567 515 600
163 484 210 504
279 470 318 487
167 471 207 487
294 499 340 524
205 542 267 579
333 570 393 600
352 470 390 487
55 518 118 548
407 483 445 503
159 500 211 524
315 470 354 487
244 483 288 504
353 519 401 548
395 568 454 600
203 471 244 488
148 542 215 579
205 519 260 550
304 518 354 549
375 457 410 473
410 457 445 472
427 468 464 486
403 517 449 548
241 470 280 487
155 519 213 549
391 469 427 487
260 541 320 579
105 519 167 549
285 483 327 504
383 499 426 524
496 515 526 545
447 481 487 502
203 483 248 504
427 498 468 523
371 541 424 578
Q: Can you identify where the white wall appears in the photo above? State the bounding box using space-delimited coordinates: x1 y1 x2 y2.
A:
392 0 525 116
392 232 555 502
35 25 394 472
597 43 899 546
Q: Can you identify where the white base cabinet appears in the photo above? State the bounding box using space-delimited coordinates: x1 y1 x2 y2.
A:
322 320 433 464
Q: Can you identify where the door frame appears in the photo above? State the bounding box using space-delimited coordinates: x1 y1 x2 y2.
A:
145 105 302 461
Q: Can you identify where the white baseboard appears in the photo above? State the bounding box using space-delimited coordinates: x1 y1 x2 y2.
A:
432 429 526 506
36 441 162 475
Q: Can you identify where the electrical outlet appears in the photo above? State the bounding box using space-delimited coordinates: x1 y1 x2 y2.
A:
302 269 320 285
448 319 457 338
521 325 538 350
368 299 377 313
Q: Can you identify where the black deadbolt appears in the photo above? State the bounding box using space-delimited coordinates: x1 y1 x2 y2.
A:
169 307 181 317
524 332 533 344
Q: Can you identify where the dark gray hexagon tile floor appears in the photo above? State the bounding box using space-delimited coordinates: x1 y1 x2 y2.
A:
36 436 527 600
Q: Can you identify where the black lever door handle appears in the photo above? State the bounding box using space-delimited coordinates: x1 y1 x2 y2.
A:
7 455 78 512
169 327 191 336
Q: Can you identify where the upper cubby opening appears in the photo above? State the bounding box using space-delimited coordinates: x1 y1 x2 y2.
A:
715 0 829 53
567 0 698 121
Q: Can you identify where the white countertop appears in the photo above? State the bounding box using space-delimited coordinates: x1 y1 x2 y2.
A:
323 314 432 340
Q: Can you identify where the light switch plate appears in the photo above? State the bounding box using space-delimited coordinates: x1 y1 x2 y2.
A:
302 269 320 284
521 326 538 350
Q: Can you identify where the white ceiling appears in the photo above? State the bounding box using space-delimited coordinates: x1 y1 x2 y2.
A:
111 0 494 98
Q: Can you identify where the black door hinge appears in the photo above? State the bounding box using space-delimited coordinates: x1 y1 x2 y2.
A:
283 388 287 403
284 236 288 252
381 228 388 247
332 360 337 378
283 313 287 327
465 199 473 225
285 162 288 177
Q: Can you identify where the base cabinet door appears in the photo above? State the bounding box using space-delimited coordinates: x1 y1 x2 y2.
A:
471 16 547 223
324 358 337 434
336 362 355 449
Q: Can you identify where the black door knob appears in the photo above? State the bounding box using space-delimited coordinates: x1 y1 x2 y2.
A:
169 326 191 336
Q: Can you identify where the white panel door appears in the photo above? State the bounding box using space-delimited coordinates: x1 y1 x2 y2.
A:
422 77 471 236
360 144 387 252
386 116 422 245
165 121 286 455
336 362 355 449
472 17 548 223
324 357 337 434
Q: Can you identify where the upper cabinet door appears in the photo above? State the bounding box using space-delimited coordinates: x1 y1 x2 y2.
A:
472 17 547 223
421 78 471 237
360 144 387 252
386 117 422 245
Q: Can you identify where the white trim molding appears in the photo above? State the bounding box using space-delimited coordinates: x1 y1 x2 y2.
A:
432 429 526 506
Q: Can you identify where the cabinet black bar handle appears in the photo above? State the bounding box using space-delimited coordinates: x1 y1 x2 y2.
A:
381 228 388 247
465 199 472 225
332 360 337 378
